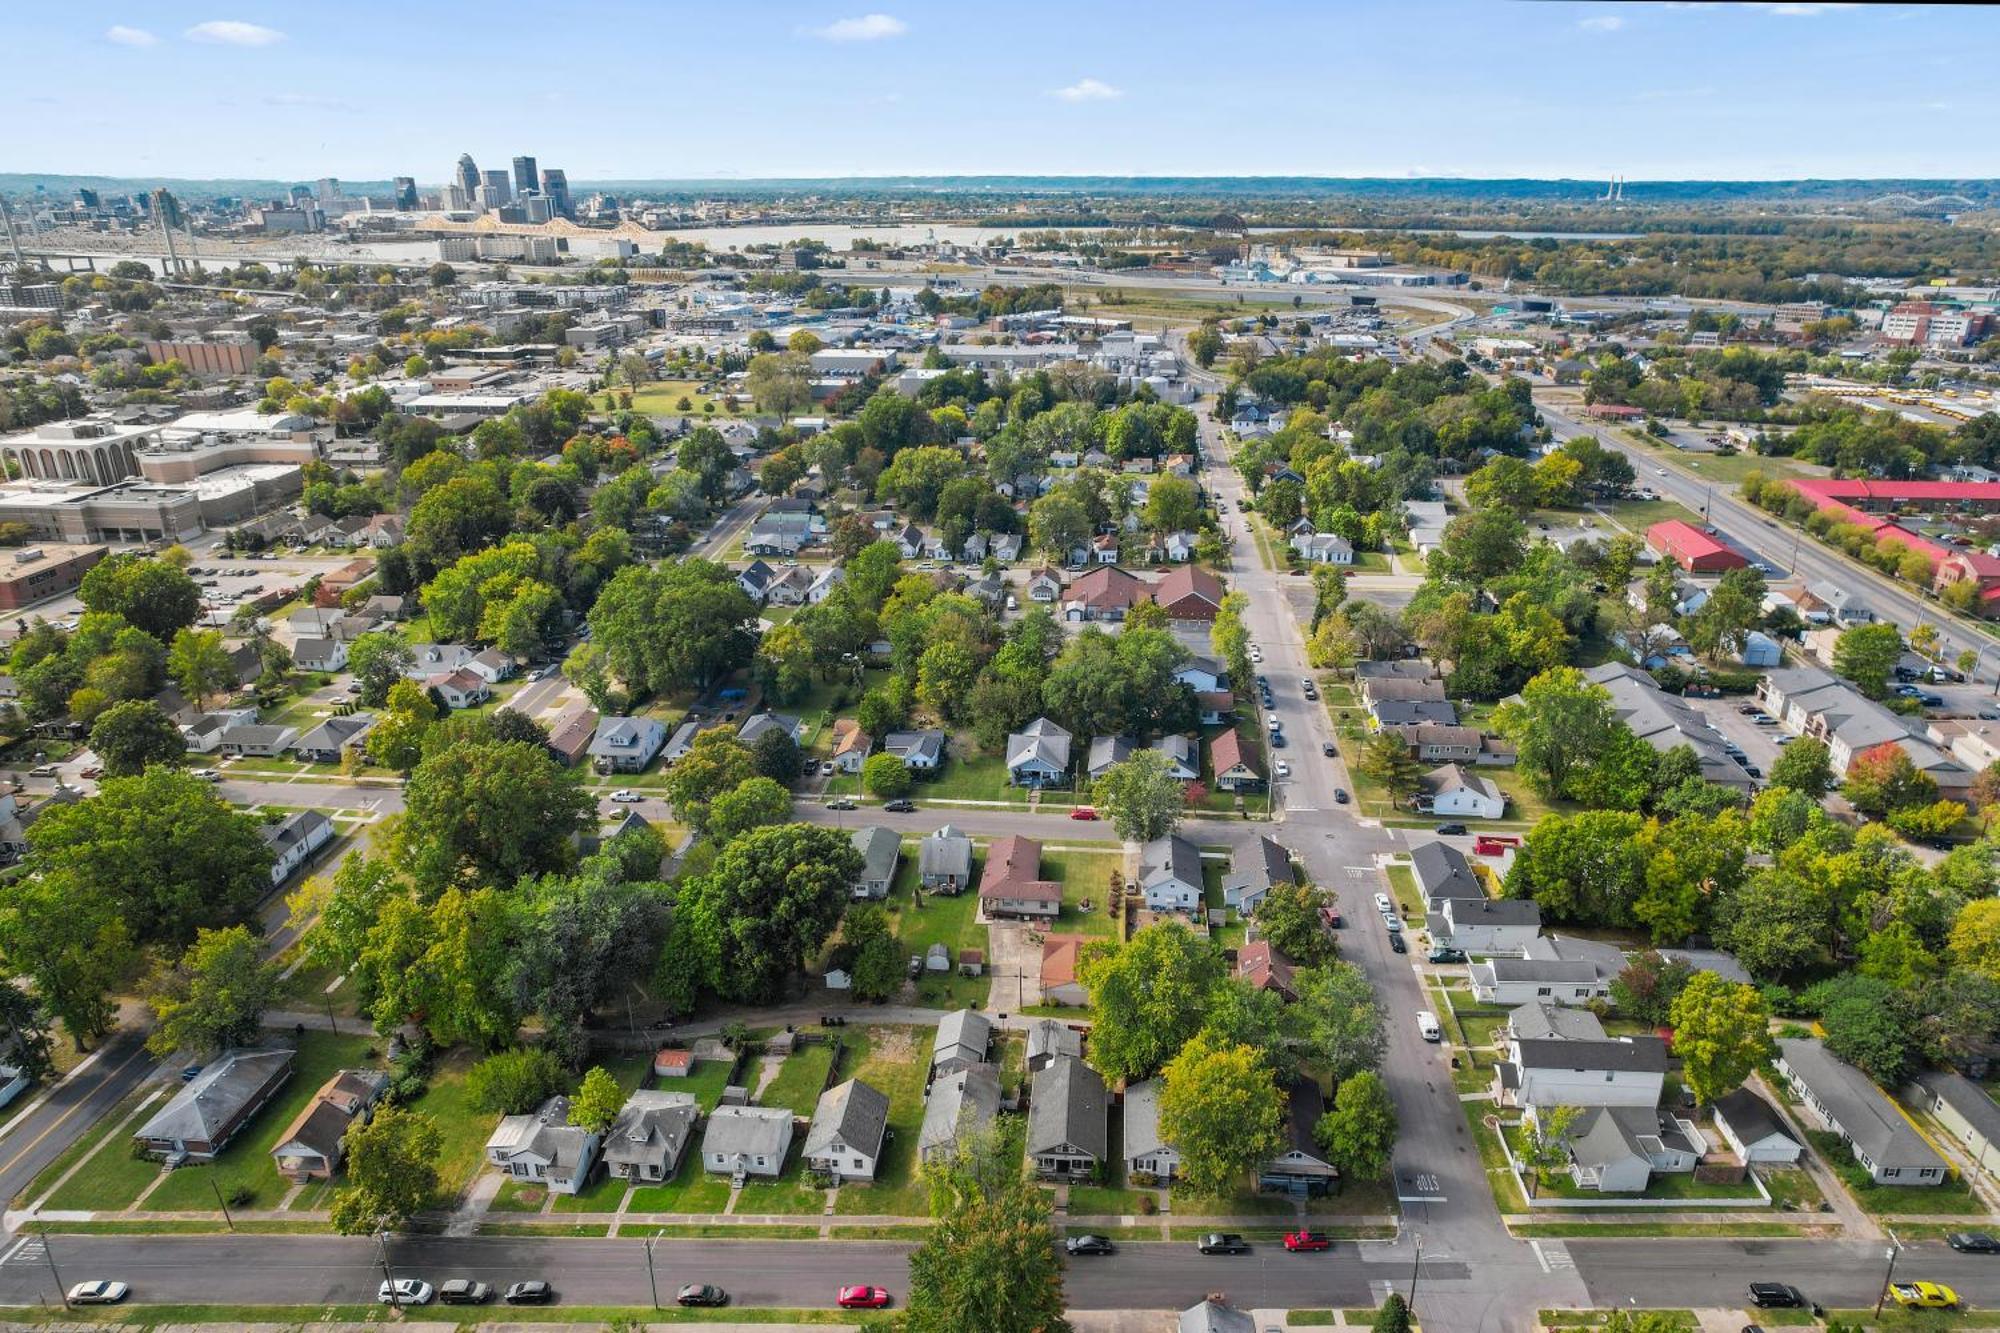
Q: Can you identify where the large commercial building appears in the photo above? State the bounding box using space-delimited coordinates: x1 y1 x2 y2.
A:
0 543 109 610
0 467 303 544
1784 477 2000 614
1880 302 1994 349
142 338 259 377
539 168 571 219
512 156 538 197
0 418 157 485
1645 520 1747 574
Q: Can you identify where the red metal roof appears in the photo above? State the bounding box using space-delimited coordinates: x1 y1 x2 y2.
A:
1646 520 1736 563
1788 477 2000 505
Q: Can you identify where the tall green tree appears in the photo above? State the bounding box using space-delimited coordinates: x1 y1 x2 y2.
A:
1091 750 1186 843
1157 1030 1286 1196
1666 972 1772 1106
1251 878 1336 967
1493 667 1619 799
1077 923 1226 1084
1290 962 1387 1082
1767 735 1835 798
145 925 280 1057
1318 1069 1397 1181
568 1066 623 1134
1357 730 1423 799
166 628 237 710
395 740 592 896
330 1106 444 1235
0 874 133 1049
677 824 860 1003
88 699 187 776
908 1123 1072 1333
587 560 756 696
78 554 201 642
1833 622 1903 698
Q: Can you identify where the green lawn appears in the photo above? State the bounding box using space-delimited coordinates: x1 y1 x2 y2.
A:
145 1032 381 1213
883 852 989 1010
664 1056 740 1112
625 1154 734 1214
1805 1130 1985 1215
1383 864 1419 917
1040 848 1122 939
920 751 1040 805
830 1026 932 1217
758 1042 839 1119
36 1088 170 1212
549 1167 631 1215
403 1048 498 1200
629 380 724 416
731 1148 831 1216
1498 1124 1762 1202
488 1178 550 1213
1068 1184 1156 1215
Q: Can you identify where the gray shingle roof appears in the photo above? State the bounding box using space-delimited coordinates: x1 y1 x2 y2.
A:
1711 1087 1800 1151
1027 1018 1083 1066
1914 1069 2000 1154
1027 1055 1108 1161
1410 839 1482 904
932 1010 993 1070
919 825 972 881
919 1063 1000 1159
850 825 900 886
1515 1036 1668 1074
1122 1078 1166 1158
601 1091 699 1173
1508 1002 1607 1043
804 1078 889 1160
136 1047 294 1146
1007 717 1072 773
700 1104 793 1158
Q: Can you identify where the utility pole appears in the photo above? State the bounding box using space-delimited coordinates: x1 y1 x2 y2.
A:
208 1169 235 1231
324 995 339 1036
377 1230 401 1309
1875 1239 1900 1317
1406 1232 1423 1315
644 1234 661 1309
39 1228 66 1308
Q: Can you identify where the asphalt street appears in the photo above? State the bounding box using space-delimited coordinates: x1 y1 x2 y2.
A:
0 1033 154 1217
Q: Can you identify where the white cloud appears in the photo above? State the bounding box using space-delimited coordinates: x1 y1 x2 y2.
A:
1578 15 1625 31
1746 2 1858 13
809 13 907 42
184 20 285 46
1052 78 1122 103
104 25 158 46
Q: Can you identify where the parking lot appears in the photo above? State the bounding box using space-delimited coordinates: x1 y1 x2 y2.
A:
1684 695 1789 781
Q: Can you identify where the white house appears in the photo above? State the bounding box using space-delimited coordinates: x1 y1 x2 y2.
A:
1138 833 1204 913
1432 896 1541 956
484 1095 602 1196
1290 531 1355 565
590 716 667 774
1502 1035 1668 1110
1777 1038 1947 1186
803 1078 889 1182
1420 764 1504 819
1122 1079 1181 1183
293 636 349 673
261 810 334 887
700 1105 794 1181
1710 1087 1804 1165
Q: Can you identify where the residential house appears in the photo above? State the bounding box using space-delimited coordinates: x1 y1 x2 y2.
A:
850 826 900 900
261 810 334 887
484 1095 602 1196
1027 1055 1109 1179
919 1064 1000 1164
1909 1070 2000 1180
1371 698 1459 730
1085 734 1134 783
1006 717 1072 787
1123 1078 1182 1182
1710 1087 1804 1165
1420 764 1505 819
545 703 598 767
1431 896 1541 957
1506 1002 1608 1044
1149 565 1225 621
1062 565 1146 622
270 1069 389 1182
737 712 803 747
182 707 257 754
746 513 812 556
893 524 925 559
1174 656 1229 694
1291 531 1355 565
1237 940 1299 1001
1196 690 1237 726
1357 675 1448 710
602 1091 701 1184
1469 937 1618 1007
829 719 872 774
1138 833 1204 913
1410 839 1485 911
1385 722 1484 763
429 668 491 710
991 533 1024 563
1181 1300 1257 1333
1500 1035 1668 1110
590 716 667 774
219 721 299 758
931 1010 993 1075
293 636 348 673
135 1048 295 1162
1757 665 1968 789
1776 1039 1947 1186
1210 729 1264 792
291 714 374 765
662 720 701 765
1261 1077 1338 1197
806 565 845 604
1027 568 1064 603
1039 936 1089 1009
803 1079 890 1182
1222 835 1292 913
883 729 946 771
1152 733 1199 781
467 649 515 685
1027 1017 1084 1071
919 824 973 893
1355 659 1436 685
700 1105 795 1180
978 835 1062 920
764 565 813 606
1555 1104 1706 1194
1585 662 1753 791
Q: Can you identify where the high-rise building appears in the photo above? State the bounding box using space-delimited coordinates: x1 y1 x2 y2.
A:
288 184 313 206
316 178 341 203
539 168 571 220
455 153 480 196
512 156 539 198
393 177 418 210
480 169 511 207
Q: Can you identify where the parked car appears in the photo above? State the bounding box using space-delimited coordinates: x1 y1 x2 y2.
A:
677 1284 729 1307
1275 760 1291 778
1746 1283 1804 1309
67 1281 129 1306
1333 788 1348 804
378 1279 434 1306
1066 1235 1116 1256
1069 807 1099 821
192 768 221 781
1283 1230 1332 1252
1374 893 1392 913
1429 947 1467 964
1384 914 1404 933
1948 1232 2000 1253
1322 741 1336 756
837 1286 893 1309
1890 1282 1958 1310
1436 823 1468 837
503 1281 554 1305
1197 1233 1250 1255
882 799 916 813
1389 932 1408 955
824 798 857 811
1270 732 1286 749
609 790 642 803
439 1280 491 1305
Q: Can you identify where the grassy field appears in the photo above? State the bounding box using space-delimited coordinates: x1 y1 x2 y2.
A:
831 1025 932 1217
405 1048 500 1199
1594 496 1709 533
629 380 725 416
1040 848 1123 939
34 1087 169 1212
758 1041 840 1119
882 853 990 1010
626 1154 734 1214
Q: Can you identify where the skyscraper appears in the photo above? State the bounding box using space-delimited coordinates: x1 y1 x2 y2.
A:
316 177 341 203
455 153 480 196
393 177 418 210
512 156 538 198
480 169 511 207
539 168 571 220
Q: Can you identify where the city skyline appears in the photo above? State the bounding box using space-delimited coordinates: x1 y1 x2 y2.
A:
6 2 1996 182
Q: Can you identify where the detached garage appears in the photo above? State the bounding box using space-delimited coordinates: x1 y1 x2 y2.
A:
1711 1087 1803 1164
1647 520 1748 574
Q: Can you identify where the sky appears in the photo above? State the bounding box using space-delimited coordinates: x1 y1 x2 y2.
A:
7 2 2000 184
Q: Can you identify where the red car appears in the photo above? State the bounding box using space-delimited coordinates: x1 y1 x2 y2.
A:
1284 1230 1333 1253
837 1286 892 1309
1069 807 1099 821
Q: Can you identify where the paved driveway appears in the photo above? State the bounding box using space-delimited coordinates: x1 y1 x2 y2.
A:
984 918 1043 1014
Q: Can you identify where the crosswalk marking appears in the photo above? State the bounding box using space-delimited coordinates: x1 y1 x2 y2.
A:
1344 866 1369 880
1531 1240 1574 1273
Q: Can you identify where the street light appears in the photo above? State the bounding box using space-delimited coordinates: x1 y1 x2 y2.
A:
1406 1231 1423 1315
377 1230 401 1309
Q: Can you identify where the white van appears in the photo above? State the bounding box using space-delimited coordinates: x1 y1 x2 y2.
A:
1416 1011 1442 1043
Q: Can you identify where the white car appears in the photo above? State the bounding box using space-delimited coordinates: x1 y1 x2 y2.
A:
67 1281 128 1305
1654 466 1668 476
379 1279 434 1306
1374 892 1392 914
191 768 221 782
609 790 642 803
1275 760 1291 778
